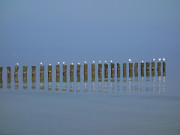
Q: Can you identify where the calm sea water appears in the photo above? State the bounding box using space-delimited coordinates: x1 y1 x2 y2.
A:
0 64 180 135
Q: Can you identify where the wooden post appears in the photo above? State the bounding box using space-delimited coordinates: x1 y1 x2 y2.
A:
134 62 138 77
70 63 74 82
111 61 115 80
117 63 120 79
40 64 44 77
123 63 126 78
0 67 2 88
63 63 67 82
14 64 19 78
141 61 144 77
48 64 52 82
84 62 88 82
77 63 81 82
32 66 36 84
151 61 155 77
23 66 27 77
104 61 108 81
157 62 161 76
7 67 11 77
129 62 133 78
146 62 150 77
56 63 60 83
91 61 95 82
98 61 102 82
163 61 166 76
7 67 11 89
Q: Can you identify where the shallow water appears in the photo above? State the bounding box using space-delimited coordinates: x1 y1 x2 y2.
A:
0 66 180 135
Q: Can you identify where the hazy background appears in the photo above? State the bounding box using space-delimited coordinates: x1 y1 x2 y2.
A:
0 0 180 67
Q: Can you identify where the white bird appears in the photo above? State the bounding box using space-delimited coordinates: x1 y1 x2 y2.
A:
129 59 131 62
105 60 107 63
141 61 144 63
16 63 19 66
158 58 161 61
78 62 80 65
85 61 87 64
63 62 65 64
93 61 95 64
40 62 42 65
57 62 60 65
152 59 155 62
163 58 165 61
71 63 74 65
110 60 113 63
49 64 52 66
99 61 101 63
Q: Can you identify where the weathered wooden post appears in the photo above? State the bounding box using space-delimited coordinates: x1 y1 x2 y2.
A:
134 62 138 77
56 62 60 83
104 61 108 81
32 66 36 89
157 58 161 76
117 63 120 79
110 60 115 81
0 67 2 78
40 63 44 77
14 63 19 78
91 61 95 82
63 62 67 82
0 67 2 88
48 64 52 82
77 63 81 82
129 59 133 78
7 67 11 89
151 59 155 77
123 63 127 78
141 61 144 77
84 61 88 82
70 63 74 82
146 62 150 77
98 61 102 82
163 58 166 76
23 66 27 89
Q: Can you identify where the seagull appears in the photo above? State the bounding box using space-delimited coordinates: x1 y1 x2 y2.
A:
78 62 80 65
152 59 155 62
85 61 87 64
40 62 42 65
93 60 95 64
110 60 113 63
57 62 60 65
49 64 52 66
99 61 101 63
16 63 19 66
129 59 131 62
105 60 107 63
163 58 165 61
71 63 74 65
63 62 65 64
158 58 161 61
141 61 144 63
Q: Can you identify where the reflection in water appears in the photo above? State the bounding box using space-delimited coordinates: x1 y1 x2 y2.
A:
0 75 3 89
77 82 80 92
56 83 60 91
40 76 44 90
14 76 19 90
23 76 27 90
84 82 88 92
69 82 74 92
98 82 102 92
62 82 67 91
91 82 95 92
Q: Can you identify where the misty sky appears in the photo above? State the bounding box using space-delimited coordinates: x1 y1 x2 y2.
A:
0 0 180 66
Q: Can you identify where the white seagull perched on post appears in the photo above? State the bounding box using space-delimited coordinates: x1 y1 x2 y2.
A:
105 60 107 63
93 60 95 64
71 63 74 65
16 63 19 66
152 59 155 62
99 61 101 63
158 58 161 61
85 61 87 64
110 60 113 63
141 60 144 63
40 62 42 65
163 58 165 61
57 62 60 65
78 62 80 65
129 59 131 63
49 64 52 66
63 62 65 65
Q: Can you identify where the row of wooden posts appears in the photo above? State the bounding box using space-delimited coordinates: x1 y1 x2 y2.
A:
0 61 166 83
